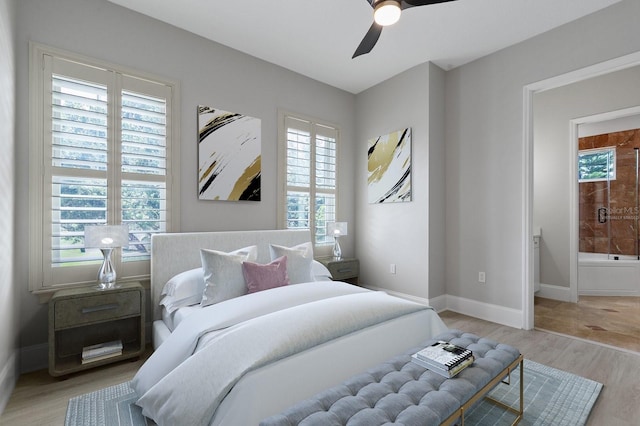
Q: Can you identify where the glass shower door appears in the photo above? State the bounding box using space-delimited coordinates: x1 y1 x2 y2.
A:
606 145 638 260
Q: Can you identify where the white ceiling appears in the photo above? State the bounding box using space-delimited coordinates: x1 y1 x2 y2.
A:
106 0 623 94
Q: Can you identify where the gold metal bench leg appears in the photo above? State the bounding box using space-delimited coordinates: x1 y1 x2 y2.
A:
482 357 524 425
441 355 524 426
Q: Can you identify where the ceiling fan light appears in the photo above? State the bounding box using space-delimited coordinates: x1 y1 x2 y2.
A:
374 1 401 26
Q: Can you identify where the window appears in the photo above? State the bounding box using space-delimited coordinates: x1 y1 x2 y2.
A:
578 147 616 182
29 43 180 292
278 112 339 254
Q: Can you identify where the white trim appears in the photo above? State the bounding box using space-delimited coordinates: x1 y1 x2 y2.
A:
536 283 573 302
426 294 448 313
522 85 534 330
577 146 617 183
523 50 640 330
569 121 579 303
0 350 18 414
277 109 341 257
445 295 523 329
363 285 520 328
28 42 181 293
360 284 446 311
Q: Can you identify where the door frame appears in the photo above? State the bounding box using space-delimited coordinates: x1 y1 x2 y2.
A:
522 51 640 330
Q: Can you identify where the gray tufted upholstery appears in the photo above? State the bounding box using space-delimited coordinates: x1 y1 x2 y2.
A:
260 329 520 426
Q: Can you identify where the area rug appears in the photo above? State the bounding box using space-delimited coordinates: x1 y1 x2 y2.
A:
65 360 602 426
464 360 602 425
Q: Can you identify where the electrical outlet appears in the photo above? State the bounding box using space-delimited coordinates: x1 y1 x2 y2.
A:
389 264 396 274
478 272 486 283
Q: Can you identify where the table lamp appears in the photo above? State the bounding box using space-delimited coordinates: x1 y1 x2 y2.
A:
84 224 129 289
327 222 348 260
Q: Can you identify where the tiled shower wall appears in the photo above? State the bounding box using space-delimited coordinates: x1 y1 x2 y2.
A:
579 129 640 255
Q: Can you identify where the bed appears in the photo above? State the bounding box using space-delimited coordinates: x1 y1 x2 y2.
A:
131 229 448 426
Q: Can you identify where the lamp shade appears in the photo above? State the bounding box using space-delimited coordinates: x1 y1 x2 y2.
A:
327 222 348 237
84 225 129 249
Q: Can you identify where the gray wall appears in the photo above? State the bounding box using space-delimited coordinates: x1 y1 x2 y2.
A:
444 0 640 312
428 63 447 300
355 62 439 301
534 66 640 290
8 0 640 384
0 0 17 411
14 0 356 368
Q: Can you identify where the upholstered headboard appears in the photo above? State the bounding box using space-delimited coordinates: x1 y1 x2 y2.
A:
150 229 311 320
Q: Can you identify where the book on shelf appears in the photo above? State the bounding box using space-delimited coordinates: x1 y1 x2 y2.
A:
82 339 123 360
411 353 475 378
81 350 123 364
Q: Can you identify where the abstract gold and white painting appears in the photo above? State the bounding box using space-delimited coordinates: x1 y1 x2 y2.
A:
367 128 411 203
198 106 261 201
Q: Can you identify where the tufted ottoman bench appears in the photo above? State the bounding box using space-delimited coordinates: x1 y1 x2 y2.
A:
260 329 523 426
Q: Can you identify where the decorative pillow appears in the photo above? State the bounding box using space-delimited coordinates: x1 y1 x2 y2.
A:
242 256 290 294
159 268 205 313
200 245 258 307
269 242 314 284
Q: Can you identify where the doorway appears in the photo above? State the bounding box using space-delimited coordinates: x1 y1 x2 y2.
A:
525 52 640 352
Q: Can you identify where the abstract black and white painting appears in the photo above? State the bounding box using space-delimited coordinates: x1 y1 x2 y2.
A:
367 128 411 204
198 106 261 201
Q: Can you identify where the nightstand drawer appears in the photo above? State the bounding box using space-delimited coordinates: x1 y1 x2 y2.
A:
54 291 141 329
327 259 359 280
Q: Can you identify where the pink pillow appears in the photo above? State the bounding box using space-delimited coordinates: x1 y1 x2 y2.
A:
242 256 290 294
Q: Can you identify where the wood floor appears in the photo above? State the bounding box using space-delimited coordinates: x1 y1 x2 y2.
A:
0 349 152 426
535 295 640 353
2 311 640 425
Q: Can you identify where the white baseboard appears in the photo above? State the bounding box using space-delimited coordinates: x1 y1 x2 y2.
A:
578 289 640 297
445 295 523 329
536 283 572 302
361 285 446 310
0 350 18 415
362 286 521 328
426 294 448 312
19 343 48 374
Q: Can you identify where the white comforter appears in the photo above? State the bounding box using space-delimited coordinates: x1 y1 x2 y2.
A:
132 282 433 426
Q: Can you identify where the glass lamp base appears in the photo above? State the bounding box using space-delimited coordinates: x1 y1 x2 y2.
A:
96 282 121 291
96 248 119 290
333 238 342 260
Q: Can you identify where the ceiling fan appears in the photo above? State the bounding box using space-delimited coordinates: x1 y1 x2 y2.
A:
353 0 458 58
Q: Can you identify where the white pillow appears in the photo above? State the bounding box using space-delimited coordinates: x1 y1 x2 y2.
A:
311 260 332 281
269 242 314 284
200 245 258 307
159 268 205 313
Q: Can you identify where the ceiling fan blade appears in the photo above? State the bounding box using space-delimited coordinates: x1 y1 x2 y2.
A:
353 0 457 58
402 0 457 8
352 22 383 58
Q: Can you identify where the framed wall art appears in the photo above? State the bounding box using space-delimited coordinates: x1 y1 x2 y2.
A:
198 105 261 201
367 127 412 204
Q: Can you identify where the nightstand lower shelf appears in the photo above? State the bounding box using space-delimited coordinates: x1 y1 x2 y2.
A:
48 282 145 377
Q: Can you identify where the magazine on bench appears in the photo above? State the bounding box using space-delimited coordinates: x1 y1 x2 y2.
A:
411 341 474 377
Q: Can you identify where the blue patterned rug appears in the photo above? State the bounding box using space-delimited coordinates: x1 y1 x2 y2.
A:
65 360 602 426
465 360 602 425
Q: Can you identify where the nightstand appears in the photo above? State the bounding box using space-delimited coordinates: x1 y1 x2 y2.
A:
317 257 360 285
48 282 145 377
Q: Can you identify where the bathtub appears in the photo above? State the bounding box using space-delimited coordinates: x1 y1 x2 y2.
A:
578 252 640 296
